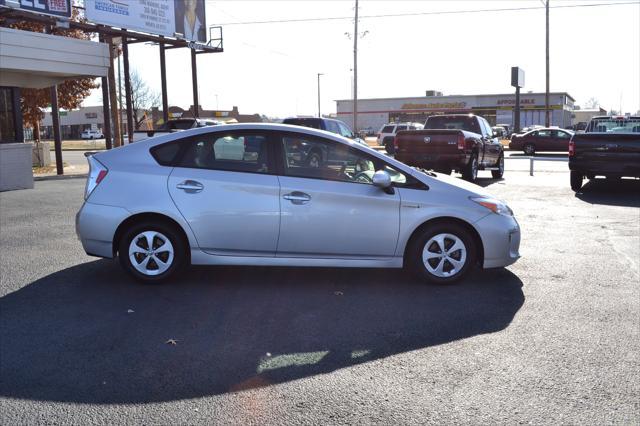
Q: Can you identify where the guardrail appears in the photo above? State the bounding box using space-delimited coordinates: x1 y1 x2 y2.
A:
505 156 568 176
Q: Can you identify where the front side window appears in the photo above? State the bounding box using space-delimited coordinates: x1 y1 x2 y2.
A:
178 133 271 173
395 125 408 133
325 120 341 135
281 135 417 187
554 130 572 139
537 130 552 138
337 122 354 138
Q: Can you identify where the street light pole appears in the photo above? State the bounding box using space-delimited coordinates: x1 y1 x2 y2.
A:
545 0 550 127
353 0 358 132
317 73 324 118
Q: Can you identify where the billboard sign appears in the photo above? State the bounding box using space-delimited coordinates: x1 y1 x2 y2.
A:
0 0 72 18
84 0 206 42
511 66 525 88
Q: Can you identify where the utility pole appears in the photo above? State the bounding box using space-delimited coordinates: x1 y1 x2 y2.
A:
353 0 358 133
317 73 324 118
545 0 550 127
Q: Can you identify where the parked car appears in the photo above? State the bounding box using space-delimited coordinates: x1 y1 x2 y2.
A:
492 126 507 139
393 114 504 182
132 118 220 142
76 123 521 285
81 129 104 140
495 124 512 137
376 122 424 153
568 115 640 191
509 128 574 155
282 117 367 146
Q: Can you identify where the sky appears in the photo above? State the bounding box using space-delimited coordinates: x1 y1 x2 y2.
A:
83 0 640 118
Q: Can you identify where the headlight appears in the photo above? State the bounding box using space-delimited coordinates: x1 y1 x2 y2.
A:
470 196 513 216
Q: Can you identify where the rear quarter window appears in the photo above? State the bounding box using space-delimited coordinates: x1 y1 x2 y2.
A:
150 142 182 166
381 125 395 133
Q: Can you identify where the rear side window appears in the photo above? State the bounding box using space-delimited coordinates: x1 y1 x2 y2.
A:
395 125 408 132
381 125 395 133
150 142 182 166
178 133 271 174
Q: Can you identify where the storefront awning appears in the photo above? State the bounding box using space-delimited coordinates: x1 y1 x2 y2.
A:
0 27 110 89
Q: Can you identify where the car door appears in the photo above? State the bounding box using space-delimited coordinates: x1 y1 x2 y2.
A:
276 132 401 258
552 130 572 152
480 118 501 164
536 129 553 151
167 130 281 257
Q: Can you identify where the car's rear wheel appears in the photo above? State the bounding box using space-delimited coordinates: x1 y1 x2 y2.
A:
570 171 584 192
491 153 505 179
524 144 535 155
409 223 477 285
462 154 478 182
118 221 186 283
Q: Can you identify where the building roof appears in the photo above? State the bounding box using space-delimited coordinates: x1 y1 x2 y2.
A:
336 92 576 103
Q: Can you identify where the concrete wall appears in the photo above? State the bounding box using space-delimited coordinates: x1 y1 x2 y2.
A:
0 143 34 191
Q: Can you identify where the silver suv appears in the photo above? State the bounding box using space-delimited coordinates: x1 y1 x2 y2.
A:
76 123 520 284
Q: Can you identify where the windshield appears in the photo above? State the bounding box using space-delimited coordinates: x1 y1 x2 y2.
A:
585 117 640 133
425 116 481 134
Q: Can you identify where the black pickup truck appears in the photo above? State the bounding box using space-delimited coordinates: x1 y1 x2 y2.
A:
569 116 640 191
394 114 504 182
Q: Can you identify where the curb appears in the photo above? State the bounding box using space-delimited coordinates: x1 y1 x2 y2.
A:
34 174 88 182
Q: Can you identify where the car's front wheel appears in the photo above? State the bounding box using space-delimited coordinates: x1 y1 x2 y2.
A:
492 153 505 179
118 221 186 283
409 223 477 284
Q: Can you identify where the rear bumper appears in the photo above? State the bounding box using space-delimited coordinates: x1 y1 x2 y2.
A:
76 201 130 258
394 152 470 170
569 156 640 177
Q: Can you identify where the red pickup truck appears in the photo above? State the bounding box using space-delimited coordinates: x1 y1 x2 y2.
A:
393 114 504 182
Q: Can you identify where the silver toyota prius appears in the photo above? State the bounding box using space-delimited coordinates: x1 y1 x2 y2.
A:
76 123 520 284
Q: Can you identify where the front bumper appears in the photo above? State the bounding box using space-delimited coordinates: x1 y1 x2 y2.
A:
76 201 130 258
474 213 521 269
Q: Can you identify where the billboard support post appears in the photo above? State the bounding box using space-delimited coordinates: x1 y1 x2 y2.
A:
191 48 199 118
159 38 169 125
122 34 134 143
50 85 63 175
107 37 122 147
98 33 112 150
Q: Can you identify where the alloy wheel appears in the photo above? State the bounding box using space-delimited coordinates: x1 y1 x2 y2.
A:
128 231 175 276
422 233 467 278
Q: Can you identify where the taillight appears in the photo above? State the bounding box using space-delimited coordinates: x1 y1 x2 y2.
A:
568 137 575 157
393 136 399 150
457 133 465 150
85 155 108 200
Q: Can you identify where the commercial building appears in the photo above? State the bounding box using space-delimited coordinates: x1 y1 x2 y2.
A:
336 91 575 132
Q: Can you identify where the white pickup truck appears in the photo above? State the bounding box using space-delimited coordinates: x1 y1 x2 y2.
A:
132 118 221 142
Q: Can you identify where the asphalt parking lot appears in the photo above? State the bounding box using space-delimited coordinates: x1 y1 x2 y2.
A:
1 171 639 424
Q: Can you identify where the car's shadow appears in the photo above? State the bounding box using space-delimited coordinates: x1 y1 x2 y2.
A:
575 178 640 207
0 261 524 404
507 152 568 158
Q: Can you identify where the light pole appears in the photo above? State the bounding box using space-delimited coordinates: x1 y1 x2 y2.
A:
317 73 324 118
545 0 550 127
353 0 359 132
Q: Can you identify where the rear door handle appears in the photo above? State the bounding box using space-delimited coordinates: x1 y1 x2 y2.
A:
176 180 204 193
283 191 311 205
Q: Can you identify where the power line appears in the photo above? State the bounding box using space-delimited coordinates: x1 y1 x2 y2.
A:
211 1 640 26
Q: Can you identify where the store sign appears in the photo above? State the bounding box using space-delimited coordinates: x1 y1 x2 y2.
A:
497 98 535 105
401 102 467 110
0 0 72 18
84 0 207 42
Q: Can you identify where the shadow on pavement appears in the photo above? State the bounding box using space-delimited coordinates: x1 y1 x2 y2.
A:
575 178 640 207
0 260 524 404
474 177 505 188
507 152 568 158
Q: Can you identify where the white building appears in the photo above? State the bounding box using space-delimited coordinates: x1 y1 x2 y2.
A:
336 91 575 132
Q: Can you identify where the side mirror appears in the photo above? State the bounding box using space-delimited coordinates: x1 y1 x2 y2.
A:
372 170 394 194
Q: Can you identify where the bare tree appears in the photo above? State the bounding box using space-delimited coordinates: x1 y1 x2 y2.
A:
119 69 161 129
585 97 600 109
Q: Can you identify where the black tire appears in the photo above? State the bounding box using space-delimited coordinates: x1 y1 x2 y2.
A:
523 144 535 156
570 171 583 192
118 221 187 283
491 153 505 179
462 154 479 182
408 222 477 285
384 139 395 155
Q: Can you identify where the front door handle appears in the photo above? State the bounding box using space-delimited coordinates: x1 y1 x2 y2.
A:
283 191 311 205
176 180 204 193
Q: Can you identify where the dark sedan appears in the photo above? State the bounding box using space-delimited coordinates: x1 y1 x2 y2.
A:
509 128 574 155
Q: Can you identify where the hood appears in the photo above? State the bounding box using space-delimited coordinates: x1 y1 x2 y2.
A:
413 169 496 198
